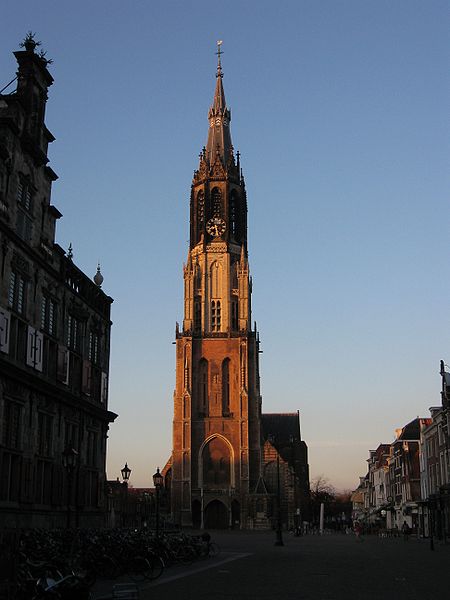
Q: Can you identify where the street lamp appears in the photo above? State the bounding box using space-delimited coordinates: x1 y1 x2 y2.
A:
274 455 284 546
62 444 79 529
121 462 131 482
153 467 164 538
121 463 131 527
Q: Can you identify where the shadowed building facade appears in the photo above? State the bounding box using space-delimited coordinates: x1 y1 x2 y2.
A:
0 36 116 528
169 48 309 529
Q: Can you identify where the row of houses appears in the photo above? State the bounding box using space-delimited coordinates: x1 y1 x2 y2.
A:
352 361 450 540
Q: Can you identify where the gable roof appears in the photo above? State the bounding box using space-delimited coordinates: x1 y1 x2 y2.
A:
261 412 301 444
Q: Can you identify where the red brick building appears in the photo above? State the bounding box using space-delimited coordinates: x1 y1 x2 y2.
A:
168 46 309 529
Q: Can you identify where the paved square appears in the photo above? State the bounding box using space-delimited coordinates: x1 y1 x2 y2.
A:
93 531 450 600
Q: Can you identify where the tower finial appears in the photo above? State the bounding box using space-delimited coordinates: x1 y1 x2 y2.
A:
216 40 223 78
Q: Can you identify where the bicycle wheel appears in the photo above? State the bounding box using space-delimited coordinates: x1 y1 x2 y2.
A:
145 555 164 581
208 542 220 557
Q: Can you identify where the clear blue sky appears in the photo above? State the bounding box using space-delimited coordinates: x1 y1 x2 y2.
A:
2 1 448 491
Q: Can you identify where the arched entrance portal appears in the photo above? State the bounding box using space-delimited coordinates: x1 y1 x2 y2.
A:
204 500 228 529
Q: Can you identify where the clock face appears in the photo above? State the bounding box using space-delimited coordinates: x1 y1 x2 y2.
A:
206 217 226 237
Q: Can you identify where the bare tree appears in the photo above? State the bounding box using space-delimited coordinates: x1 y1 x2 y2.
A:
310 475 336 501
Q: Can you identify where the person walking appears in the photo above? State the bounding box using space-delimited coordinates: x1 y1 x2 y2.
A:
402 521 411 541
354 521 363 542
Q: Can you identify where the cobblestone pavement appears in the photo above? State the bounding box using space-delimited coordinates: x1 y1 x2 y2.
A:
92 530 450 600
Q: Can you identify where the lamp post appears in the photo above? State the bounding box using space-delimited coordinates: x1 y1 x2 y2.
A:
153 467 164 538
386 495 394 531
143 492 150 529
62 444 78 529
121 462 131 527
274 455 284 546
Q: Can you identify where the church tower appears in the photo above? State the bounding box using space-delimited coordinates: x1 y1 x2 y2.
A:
171 45 263 528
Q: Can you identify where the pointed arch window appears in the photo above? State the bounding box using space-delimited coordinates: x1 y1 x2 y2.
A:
198 358 208 415
197 191 205 242
210 261 222 298
211 188 222 217
222 358 230 416
202 436 231 488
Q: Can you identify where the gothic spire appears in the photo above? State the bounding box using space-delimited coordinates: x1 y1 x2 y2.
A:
205 41 233 166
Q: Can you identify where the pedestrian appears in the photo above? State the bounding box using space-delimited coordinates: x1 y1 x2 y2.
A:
402 521 411 541
354 521 363 542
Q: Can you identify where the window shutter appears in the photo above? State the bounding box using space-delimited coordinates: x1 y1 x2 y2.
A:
57 345 70 384
82 360 92 395
26 327 43 371
101 371 108 404
0 308 10 353
34 330 43 372
26 325 36 367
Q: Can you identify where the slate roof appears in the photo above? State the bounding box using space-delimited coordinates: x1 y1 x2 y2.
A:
261 412 301 444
